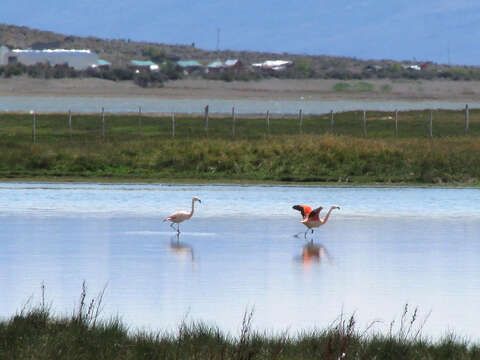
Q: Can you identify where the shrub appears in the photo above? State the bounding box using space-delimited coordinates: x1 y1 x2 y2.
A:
333 82 351 92
354 81 374 92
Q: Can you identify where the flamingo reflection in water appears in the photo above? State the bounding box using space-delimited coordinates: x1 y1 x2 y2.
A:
169 233 194 262
293 205 340 239
298 242 331 266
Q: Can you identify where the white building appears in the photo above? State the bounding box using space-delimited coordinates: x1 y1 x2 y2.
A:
3 48 99 70
252 60 293 71
0 45 10 65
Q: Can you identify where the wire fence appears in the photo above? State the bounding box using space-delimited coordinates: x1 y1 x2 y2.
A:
1 105 479 143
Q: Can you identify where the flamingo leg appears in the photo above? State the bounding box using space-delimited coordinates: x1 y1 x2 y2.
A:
304 228 315 239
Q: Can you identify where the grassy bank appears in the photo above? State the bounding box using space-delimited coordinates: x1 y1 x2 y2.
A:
1 110 480 184
2 298 479 360
0 136 479 184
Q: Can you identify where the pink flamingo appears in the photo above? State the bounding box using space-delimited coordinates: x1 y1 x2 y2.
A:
293 204 340 238
163 197 201 233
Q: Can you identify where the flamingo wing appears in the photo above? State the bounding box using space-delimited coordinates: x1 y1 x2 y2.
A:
293 205 312 219
308 207 323 219
164 211 189 223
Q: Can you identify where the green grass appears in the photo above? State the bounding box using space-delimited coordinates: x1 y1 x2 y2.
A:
354 81 374 92
333 82 351 92
381 83 393 93
2 109 480 140
332 82 374 92
2 289 480 360
0 110 480 184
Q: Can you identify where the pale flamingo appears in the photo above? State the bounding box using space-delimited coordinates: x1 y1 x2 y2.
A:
293 204 340 238
163 197 201 233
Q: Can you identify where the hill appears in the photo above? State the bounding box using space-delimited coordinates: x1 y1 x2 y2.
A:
0 24 421 77
2 23 480 82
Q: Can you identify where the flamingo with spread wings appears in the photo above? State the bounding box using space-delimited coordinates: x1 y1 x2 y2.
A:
293 204 340 238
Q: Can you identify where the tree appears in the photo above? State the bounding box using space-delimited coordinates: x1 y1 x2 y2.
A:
291 60 314 78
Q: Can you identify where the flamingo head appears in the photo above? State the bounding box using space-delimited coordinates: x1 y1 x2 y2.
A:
193 196 202 203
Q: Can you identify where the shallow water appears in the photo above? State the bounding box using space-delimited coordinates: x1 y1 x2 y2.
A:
0 95 478 114
0 183 479 339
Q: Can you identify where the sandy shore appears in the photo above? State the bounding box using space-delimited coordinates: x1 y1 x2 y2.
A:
1 76 480 101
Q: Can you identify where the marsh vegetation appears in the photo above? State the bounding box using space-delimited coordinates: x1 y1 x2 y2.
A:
0 110 479 184
2 289 479 360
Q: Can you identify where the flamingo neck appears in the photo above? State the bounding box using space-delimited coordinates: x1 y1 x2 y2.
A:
322 207 336 223
189 199 196 217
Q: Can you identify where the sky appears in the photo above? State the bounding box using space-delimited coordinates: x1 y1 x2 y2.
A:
2 0 480 65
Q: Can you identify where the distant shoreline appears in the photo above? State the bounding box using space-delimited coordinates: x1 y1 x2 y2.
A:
2 76 480 102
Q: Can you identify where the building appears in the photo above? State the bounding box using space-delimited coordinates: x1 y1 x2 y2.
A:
364 64 383 72
252 60 293 72
206 60 223 73
6 49 99 70
401 64 421 71
0 45 10 65
96 59 112 69
129 60 159 72
224 59 244 72
206 59 245 74
90 59 112 70
177 60 204 75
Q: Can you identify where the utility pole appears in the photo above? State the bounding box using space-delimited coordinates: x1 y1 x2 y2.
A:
447 41 451 65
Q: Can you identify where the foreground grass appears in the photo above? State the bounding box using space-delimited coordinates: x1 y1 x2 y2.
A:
2 299 480 360
1 110 480 184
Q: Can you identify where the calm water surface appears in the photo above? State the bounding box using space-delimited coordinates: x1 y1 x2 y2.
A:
0 183 479 339
0 96 478 114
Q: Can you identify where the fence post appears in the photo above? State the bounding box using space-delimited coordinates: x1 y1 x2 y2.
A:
32 111 36 144
394 109 398 137
172 112 175 138
101 107 105 140
68 109 72 141
204 105 209 134
465 104 470 136
362 110 367 137
266 110 270 135
138 106 142 136
429 110 433 138
330 110 334 134
232 107 235 137
299 109 303 134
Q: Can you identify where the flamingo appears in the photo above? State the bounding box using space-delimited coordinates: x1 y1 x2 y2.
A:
163 197 201 233
293 204 340 238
